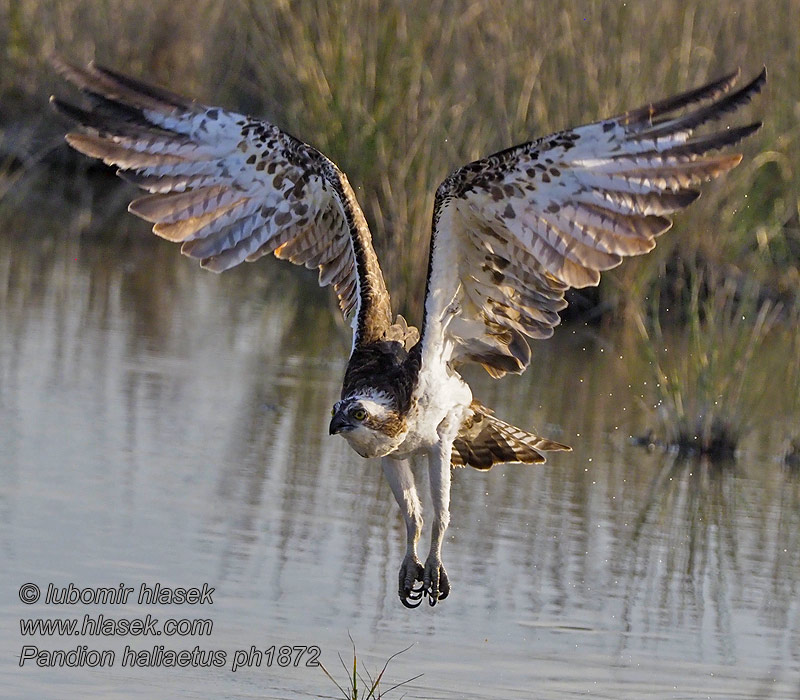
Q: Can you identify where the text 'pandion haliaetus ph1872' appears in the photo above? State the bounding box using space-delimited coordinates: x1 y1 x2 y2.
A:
52 61 765 607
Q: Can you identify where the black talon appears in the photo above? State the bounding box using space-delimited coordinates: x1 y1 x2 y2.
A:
398 558 426 608
401 595 423 609
438 569 450 600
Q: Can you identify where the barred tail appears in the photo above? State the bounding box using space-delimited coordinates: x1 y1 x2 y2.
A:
451 401 571 470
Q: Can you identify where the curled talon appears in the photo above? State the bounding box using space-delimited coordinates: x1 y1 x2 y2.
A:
438 569 450 600
401 595 423 609
422 558 449 606
398 554 425 609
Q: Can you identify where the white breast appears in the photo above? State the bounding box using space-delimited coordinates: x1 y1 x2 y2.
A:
393 363 472 458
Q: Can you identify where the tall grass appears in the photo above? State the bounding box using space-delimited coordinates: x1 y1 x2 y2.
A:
634 263 783 458
1 0 798 321
237 0 800 320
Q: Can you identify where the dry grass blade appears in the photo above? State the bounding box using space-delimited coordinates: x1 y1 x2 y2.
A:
319 634 419 700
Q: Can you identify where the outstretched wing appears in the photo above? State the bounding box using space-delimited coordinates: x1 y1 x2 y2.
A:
51 60 393 346
419 68 765 377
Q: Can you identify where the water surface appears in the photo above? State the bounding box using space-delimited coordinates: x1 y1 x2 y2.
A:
1 229 798 699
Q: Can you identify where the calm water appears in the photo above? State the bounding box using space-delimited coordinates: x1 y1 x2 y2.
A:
1 228 799 699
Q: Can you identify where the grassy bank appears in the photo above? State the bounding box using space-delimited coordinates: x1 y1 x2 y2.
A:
1 0 798 323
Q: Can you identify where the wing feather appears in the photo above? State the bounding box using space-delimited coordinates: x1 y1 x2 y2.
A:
52 60 394 345
420 68 765 376
451 401 570 469
129 185 242 223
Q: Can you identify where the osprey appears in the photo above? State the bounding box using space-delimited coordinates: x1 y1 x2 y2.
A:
53 62 764 607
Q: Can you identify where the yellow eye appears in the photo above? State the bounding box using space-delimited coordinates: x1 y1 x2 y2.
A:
352 408 367 421
331 407 336 416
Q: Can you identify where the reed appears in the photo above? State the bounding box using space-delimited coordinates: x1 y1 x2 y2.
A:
319 636 420 700
1 0 797 321
633 263 783 458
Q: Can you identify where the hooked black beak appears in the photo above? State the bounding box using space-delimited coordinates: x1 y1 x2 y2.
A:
329 412 351 435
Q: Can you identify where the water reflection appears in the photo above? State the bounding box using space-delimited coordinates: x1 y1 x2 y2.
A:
1 227 799 699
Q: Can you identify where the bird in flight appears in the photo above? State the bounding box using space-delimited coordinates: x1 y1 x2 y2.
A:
53 61 764 607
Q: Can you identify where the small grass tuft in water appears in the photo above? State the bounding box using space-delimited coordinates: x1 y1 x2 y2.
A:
634 266 782 460
320 634 420 700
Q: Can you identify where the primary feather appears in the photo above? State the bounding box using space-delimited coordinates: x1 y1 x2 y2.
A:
51 59 395 346
420 68 765 377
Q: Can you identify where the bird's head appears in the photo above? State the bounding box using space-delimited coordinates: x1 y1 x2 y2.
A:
329 389 408 458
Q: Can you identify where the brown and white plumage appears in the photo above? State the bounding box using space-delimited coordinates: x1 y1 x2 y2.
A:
451 401 567 469
420 68 765 378
51 60 396 347
53 62 764 607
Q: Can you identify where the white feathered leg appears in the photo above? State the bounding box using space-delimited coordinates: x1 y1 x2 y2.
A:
381 457 425 607
424 429 456 605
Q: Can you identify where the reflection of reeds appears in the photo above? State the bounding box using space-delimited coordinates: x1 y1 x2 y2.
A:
618 449 800 667
766 465 800 633
617 453 740 661
634 267 782 459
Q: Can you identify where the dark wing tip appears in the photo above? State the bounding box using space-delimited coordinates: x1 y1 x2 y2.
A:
622 68 740 124
51 56 197 116
736 66 768 103
623 66 766 130
739 120 763 138
49 95 86 123
628 67 767 142
88 61 196 110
